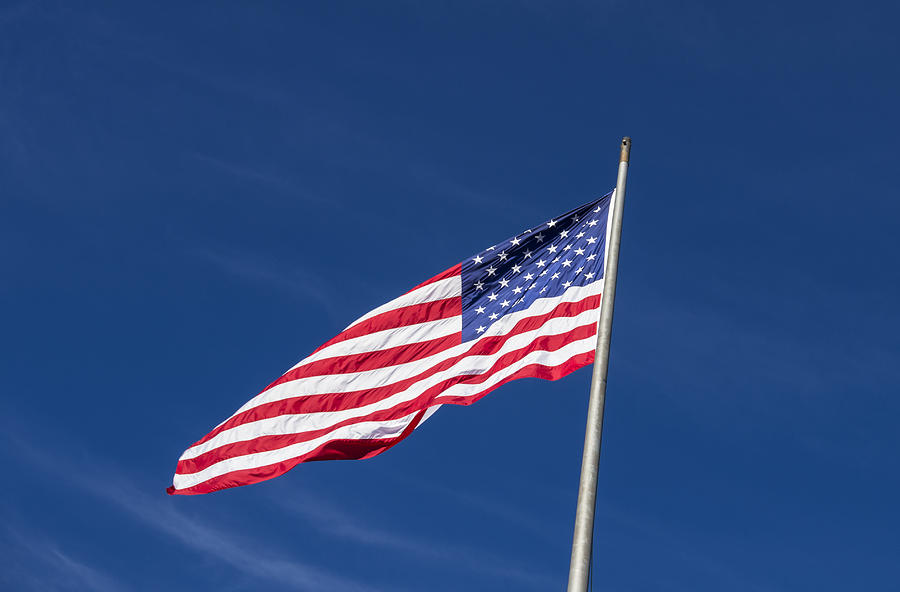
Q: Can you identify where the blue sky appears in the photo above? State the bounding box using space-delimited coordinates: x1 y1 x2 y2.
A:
2 1 899 590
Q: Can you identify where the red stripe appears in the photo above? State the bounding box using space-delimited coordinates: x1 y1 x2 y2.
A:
313 264 460 352
176 322 597 476
191 333 460 449
185 294 602 451
169 407 429 496
298 296 460 369
432 350 594 407
404 263 460 293
168 350 592 495
282 332 461 383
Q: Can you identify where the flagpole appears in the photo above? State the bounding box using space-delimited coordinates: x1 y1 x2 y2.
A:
566 137 630 592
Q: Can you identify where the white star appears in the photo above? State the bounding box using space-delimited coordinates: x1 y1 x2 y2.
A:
511 264 522 274
574 247 585 255
593 205 602 213
588 219 598 227
534 233 545 243
523 273 534 280
575 266 583 274
510 237 521 246
573 215 580 222
540 286 548 294
529 283 537 289
562 280 572 288
512 286 523 294
498 251 508 261
500 300 510 307
576 231 585 238
540 269 548 276
552 256 560 263
486 246 496 251
475 306 486 314
586 236 598 244
499 278 510 288
547 245 558 254
488 292 498 301
486 266 497 276
585 272 595 279
523 250 533 258
561 259 572 267
560 230 569 238
474 281 485 290
476 325 486 333
535 259 546 268
587 254 597 261
563 244 572 251
489 312 499 320
547 219 557 227
473 255 483 264
551 272 561 279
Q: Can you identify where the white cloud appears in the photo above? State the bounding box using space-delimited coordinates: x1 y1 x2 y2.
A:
271 487 559 590
7 436 381 592
191 244 343 322
4 527 127 592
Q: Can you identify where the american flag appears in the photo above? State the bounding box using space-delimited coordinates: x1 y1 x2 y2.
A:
168 192 614 494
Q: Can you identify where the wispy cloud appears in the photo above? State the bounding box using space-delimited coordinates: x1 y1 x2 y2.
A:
596 502 780 592
392 474 558 543
270 486 559 590
185 152 337 208
402 161 544 219
108 490 376 592
617 285 900 444
191 244 344 322
4 434 381 592
3 527 127 592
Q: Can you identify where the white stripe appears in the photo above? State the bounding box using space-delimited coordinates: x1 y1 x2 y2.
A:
183 280 604 460
234 278 604 417
173 337 595 490
173 410 423 491
420 404 441 423
289 311 462 374
432 336 594 402
179 304 603 461
343 275 461 331
235 316 462 415
314 317 460 362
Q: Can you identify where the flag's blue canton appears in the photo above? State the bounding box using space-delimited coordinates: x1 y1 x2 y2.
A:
460 193 612 342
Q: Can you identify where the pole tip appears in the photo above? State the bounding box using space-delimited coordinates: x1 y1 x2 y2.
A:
620 137 631 163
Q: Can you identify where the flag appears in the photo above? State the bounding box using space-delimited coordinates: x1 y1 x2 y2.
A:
168 192 615 494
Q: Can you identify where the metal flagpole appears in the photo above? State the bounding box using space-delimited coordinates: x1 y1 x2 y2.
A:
566 137 631 592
